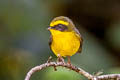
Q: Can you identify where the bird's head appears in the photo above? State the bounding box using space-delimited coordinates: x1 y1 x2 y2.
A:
48 16 75 32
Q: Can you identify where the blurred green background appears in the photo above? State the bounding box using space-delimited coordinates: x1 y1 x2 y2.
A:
0 0 120 80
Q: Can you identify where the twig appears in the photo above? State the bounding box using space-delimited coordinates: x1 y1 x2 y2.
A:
25 57 120 80
46 56 52 63
97 74 120 80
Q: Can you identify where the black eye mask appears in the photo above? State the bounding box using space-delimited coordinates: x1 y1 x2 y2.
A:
51 24 68 31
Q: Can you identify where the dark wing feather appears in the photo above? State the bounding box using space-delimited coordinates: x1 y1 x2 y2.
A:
77 36 83 53
74 28 83 53
49 35 53 50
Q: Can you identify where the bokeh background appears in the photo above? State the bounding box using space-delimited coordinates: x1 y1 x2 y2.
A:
0 0 120 80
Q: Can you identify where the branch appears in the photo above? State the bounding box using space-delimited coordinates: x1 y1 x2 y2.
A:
97 74 120 80
25 57 120 80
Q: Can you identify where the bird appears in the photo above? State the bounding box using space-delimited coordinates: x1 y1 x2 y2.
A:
48 16 83 65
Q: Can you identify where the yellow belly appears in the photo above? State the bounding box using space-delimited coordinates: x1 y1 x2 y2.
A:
50 29 80 57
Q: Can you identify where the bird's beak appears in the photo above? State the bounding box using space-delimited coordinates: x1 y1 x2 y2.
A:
47 27 51 30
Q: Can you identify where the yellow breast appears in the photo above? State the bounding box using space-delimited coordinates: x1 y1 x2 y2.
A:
50 29 80 57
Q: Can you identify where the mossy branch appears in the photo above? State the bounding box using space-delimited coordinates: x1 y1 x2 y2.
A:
25 56 120 80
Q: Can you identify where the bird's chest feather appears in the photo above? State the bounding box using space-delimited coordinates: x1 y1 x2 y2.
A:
53 33 73 48
51 30 79 50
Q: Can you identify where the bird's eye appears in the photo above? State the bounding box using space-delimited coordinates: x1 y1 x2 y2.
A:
58 24 63 28
55 24 68 31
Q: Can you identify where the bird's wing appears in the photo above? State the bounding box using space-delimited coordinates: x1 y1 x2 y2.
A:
74 28 83 53
49 35 53 50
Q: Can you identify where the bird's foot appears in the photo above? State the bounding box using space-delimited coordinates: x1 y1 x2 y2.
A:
57 57 65 64
67 61 72 66
67 56 73 70
57 54 65 64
